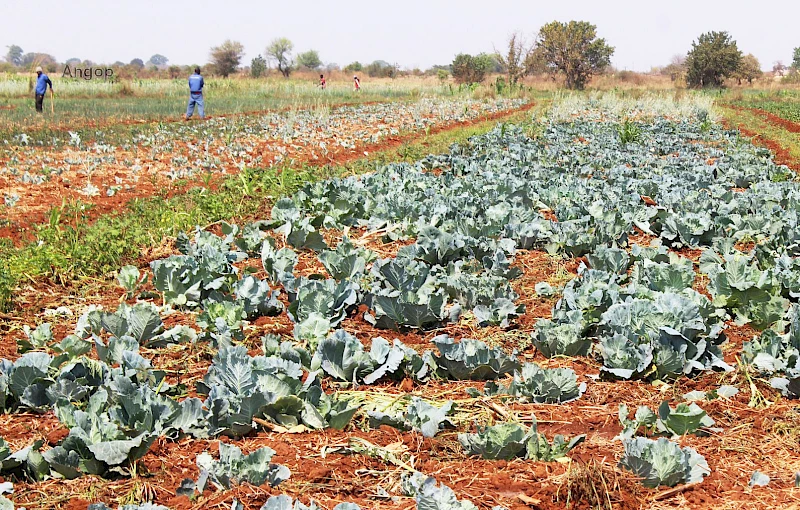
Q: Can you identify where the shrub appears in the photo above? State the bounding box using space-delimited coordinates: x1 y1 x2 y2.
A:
452 53 493 84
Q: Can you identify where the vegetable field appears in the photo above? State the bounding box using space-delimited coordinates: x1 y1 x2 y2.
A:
2 93 800 510
0 98 526 232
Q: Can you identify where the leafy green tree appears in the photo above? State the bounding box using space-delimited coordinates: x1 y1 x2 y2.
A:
366 60 388 76
129 58 144 69
792 47 800 70
210 39 245 77
5 45 22 66
685 31 742 88
251 54 267 78
365 60 397 78
733 54 762 85
147 54 168 67
535 21 614 89
451 53 493 84
266 38 294 78
345 61 363 72
296 50 322 70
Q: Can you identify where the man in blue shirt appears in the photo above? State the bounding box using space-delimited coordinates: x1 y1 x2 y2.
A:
185 67 204 120
34 66 53 113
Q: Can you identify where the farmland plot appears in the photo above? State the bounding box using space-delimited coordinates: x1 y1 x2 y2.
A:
0 97 526 232
3 94 800 510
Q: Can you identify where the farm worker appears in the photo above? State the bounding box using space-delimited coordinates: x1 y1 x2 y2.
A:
353 75 360 91
319 74 326 89
185 67 205 120
34 66 53 113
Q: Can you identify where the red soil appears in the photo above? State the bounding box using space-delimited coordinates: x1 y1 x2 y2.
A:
725 104 800 134
0 102 535 245
721 105 800 172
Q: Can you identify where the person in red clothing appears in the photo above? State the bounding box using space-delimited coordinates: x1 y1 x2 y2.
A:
319 74 326 89
353 75 360 91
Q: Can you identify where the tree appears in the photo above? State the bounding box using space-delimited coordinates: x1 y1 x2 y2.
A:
296 50 322 70
266 38 294 78
129 58 144 69
5 45 22 66
495 33 529 85
147 54 168 67
662 54 687 82
685 31 742 88
210 39 245 77
345 61 363 72
489 54 506 73
524 46 549 76
792 48 800 70
535 21 614 89
451 53 493 84
366 60 394 77
733 54 762 85
251 55 267 78
21 53 57 69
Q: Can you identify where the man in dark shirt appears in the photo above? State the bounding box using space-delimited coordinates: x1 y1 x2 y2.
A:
185 67 205 119
34 66 53 113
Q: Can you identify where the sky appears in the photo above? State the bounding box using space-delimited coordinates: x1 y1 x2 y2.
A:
1 0 797 72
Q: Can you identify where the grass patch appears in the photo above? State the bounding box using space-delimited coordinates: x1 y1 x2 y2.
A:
0 104 542 311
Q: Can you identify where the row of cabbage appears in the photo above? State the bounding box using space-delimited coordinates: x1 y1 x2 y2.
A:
0 210 700 506
276 100 800 384
0 225 585 509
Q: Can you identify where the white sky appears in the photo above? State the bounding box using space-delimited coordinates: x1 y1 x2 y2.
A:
1 0 796 71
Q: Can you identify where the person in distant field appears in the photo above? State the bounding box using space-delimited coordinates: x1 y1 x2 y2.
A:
185 67 205 120
319 74 326 89
353 75 360 92
34 66 53 113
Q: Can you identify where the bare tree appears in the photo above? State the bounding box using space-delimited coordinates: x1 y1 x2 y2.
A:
495 33 530 85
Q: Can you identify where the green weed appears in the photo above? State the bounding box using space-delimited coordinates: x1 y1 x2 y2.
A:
617 119 642 144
